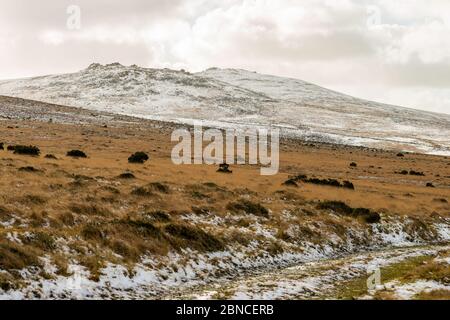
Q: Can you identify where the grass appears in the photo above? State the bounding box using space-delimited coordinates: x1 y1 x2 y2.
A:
333 255 432 300
0 118 448 296
415 289 450 300
0 242 41 271
226 199 269 218
164 223 225 252
333 252 450 300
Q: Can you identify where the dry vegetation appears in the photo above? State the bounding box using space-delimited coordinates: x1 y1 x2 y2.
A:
0 117 449 293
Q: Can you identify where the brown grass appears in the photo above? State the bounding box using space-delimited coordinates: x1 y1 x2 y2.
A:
0 117 448 284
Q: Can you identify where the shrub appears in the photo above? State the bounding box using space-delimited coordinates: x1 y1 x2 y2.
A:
282 179 298 187
118 172 136 179
67 150 87 158
128 152 149 164
6 145 15 151
352 208 381 224
317 201 381 223
317 201 353 215
409 170 425 176
18 166 41 173
426 182 435 188
350 162 357 167
217 163 232 173
13 145 40 156
226 200 269 218
0 143 3 150
397 153 405 157
342 181 355 190
44 154 57 159
289 175 355 190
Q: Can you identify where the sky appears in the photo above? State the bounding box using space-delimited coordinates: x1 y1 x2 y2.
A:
1 0 450 114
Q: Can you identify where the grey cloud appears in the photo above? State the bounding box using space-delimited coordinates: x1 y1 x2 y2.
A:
0 0 449 114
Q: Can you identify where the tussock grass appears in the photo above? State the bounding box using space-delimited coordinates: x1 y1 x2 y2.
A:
226 199 269 218
0 242 41 271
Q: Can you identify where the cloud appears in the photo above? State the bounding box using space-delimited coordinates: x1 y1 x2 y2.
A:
0 0 449 114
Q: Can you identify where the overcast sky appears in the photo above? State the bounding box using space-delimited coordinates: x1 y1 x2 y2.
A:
1 0 450 114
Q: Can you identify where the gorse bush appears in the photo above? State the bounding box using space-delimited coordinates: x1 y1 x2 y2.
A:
317 201 381 224
118 172 136 179
13 145 40 156
128 152 149 164
67 150 87 158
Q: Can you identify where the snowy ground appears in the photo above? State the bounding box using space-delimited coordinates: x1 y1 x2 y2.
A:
1 63 449 155
1 218 448 300
165 245 449 300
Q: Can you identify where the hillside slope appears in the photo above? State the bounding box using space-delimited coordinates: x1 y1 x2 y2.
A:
0 63 449 154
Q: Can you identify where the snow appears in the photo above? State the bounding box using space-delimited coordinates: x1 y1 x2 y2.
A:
0 63 449 155
382 280 449 300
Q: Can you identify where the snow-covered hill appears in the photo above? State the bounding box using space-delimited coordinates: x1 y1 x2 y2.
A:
1 63 449 154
